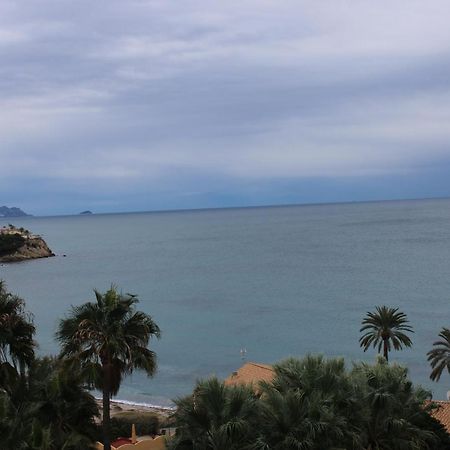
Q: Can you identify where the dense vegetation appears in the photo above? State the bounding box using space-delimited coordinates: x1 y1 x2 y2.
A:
0 233 25 256
170 356 450 450
0 282 161 450
0 282 99 449
107 411 160 441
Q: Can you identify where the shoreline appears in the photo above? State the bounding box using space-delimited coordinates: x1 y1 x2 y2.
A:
95 397 175 419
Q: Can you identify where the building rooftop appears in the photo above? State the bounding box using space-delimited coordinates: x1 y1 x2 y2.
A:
224 362 274 392
430 400 450 433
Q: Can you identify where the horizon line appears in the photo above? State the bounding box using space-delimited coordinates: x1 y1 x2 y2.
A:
4 194 450 219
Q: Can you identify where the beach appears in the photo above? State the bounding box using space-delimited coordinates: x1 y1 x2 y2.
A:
97 399 175 420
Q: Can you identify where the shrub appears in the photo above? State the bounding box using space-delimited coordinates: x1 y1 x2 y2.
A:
108 411 160 440
0 234 25 256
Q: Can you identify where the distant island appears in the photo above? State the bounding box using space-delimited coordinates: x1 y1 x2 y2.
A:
0 225 54 262
79 210 93 215
0 206 30 217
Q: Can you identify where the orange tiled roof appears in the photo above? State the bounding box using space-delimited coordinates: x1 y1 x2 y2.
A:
224 362 274 391
430 400 450 433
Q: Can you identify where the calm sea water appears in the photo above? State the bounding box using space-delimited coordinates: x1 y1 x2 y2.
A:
1 199 450 406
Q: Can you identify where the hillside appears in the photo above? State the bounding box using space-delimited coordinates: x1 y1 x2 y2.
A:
0 206 30 217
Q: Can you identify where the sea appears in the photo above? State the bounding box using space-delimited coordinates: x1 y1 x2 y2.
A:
1 198 450 408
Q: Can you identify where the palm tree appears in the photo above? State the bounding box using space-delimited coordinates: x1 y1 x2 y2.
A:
0 281 35 388
0 357 99 450
359 306 413 362
257 356 363 450
56 286 160 450
170 377 259 450
28 357 100 450
352 357 437 449
427 327 450 382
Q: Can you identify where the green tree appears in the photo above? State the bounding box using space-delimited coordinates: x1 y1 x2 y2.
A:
0 388 31 450
28 357 99 449
359 306 413 362
427 327 450 382
0 281 35 389
0 233 25 256
257 356 363 450
352 357 438 449
170 377 259 450
0 357 99 450
56 286 160 450
0 283 100 449
172 356 450 450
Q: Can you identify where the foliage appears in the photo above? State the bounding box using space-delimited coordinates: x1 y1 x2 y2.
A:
256 355 364 450
172 356 450 450
0 233 25 256
169 377 260 450
428 328 450 382
56 286 161 450
352 357 438 449
105 411 160 440
26 357 100 449
0 281 35 387
0 357 99 450
359 305 413 361
0 282 99 450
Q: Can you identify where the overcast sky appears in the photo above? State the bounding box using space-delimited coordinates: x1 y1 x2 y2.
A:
2 1 450 215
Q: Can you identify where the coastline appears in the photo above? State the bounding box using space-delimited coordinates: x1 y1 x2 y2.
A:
95 397 175 419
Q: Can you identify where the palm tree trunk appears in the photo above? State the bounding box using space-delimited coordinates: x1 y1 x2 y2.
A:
383 339 389 362
102 365 111 450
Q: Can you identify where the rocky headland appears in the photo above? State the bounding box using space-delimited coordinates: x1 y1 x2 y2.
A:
0 225 55 262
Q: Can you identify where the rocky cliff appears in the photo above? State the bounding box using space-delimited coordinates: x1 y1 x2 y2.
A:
0 227 55 262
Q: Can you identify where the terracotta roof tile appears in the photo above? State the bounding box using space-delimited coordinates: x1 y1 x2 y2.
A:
224 362 274 392
430 400 450 433
111 438 132 447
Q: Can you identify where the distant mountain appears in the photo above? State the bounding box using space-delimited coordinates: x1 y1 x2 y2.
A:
0 206 30 217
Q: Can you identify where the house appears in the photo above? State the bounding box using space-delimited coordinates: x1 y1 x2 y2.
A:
224 362 274 393
430 401 450 434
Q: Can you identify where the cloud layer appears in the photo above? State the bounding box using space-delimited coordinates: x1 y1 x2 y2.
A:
2 0 450 214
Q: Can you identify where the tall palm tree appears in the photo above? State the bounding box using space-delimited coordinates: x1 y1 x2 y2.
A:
359 306 413 362
427 327 450 382
56 286 160 450
0 281 35 388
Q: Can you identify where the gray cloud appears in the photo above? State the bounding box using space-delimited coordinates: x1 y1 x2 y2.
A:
1 0 450 213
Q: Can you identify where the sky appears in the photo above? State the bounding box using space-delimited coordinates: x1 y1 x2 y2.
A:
2 1 450 215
